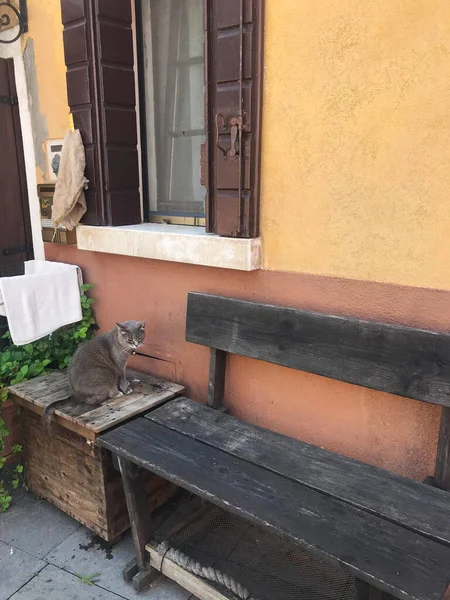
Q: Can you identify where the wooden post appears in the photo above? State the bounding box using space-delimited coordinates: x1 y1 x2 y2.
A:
434 406 450 490
117 455 160 591
207 348 227 409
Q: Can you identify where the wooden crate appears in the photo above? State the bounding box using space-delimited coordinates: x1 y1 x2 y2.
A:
9 369 184 542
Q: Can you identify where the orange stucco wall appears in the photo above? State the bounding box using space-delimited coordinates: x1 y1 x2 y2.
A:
46 243 443 481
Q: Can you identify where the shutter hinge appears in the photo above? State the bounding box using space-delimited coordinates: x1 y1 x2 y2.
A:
3 244 33 256
0 95 18 106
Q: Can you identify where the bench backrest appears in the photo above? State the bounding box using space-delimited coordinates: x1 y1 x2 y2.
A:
186 292 450 407
186 292 450 488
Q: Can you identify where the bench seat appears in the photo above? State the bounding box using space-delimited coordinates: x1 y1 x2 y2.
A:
99 397 450 600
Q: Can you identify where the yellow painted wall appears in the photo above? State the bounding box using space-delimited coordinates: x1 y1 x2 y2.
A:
24 0 68 181
261 0 450 289
24 0 450 289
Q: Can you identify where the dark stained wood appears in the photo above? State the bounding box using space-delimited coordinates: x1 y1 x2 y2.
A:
435 407 450 490
0 59 33 266
204 0 263 237
117 456 159 590
98 418 450 600
207 348 227 408
147 397 450 547
186 292 450 407
60 0 140 226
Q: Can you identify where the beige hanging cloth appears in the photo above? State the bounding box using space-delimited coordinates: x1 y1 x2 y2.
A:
51 128 88 231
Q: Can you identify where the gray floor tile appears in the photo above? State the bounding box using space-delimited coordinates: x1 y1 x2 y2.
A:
8 564 124 600
0 494 79 558
0 540 45 600
46 527 191 600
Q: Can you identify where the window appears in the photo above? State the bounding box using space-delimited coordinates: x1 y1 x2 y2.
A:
61 0 263 238
141 0 206 225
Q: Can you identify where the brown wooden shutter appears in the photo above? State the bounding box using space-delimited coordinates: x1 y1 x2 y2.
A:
203 0 263 238
61 0 140 226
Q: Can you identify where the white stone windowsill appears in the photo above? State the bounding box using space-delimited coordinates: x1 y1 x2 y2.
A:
76 224 262 271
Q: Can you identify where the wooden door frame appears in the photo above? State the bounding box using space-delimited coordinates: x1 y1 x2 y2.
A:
0 57 34 268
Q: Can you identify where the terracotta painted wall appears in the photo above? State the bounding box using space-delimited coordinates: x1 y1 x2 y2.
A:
46 243 442 482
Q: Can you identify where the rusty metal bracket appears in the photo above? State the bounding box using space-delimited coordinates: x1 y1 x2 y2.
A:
215 113 227 158
229 116 243 157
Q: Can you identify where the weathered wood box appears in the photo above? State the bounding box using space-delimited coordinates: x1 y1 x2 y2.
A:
9 369 184 542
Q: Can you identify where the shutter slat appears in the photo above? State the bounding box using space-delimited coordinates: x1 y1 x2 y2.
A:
61 0 141 227
205 0 263 238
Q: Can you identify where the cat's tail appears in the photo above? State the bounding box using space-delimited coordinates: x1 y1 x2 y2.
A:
42 396 72 429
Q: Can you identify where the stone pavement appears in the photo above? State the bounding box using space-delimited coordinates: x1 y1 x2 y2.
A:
0 490 198 600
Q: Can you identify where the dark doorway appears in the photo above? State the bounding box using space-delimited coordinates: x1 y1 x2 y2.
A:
0 57 33 278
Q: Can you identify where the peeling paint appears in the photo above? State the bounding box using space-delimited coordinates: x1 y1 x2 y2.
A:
23 38 48 178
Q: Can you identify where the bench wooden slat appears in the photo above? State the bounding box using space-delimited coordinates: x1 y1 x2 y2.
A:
146 397 450 547
186 292 450 407
98 418 450 600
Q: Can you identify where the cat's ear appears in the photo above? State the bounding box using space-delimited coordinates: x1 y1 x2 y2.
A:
138 320 146 329
116 322 127 334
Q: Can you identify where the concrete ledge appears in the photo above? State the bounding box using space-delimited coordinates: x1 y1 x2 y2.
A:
76 224 262 271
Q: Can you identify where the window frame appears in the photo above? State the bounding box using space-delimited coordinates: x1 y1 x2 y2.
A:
136 0 207 226
60 0 263 238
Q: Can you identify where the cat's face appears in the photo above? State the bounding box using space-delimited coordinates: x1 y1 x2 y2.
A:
116 320 146 350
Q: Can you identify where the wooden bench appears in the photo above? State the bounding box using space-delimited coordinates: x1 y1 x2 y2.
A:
98 293 450 599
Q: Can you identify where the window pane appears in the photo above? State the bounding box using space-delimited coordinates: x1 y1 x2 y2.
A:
145 0 206 217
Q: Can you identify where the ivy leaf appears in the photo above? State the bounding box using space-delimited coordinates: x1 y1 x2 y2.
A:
20 365 29 376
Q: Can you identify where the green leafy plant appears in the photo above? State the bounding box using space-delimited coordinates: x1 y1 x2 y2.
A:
0 283 97 512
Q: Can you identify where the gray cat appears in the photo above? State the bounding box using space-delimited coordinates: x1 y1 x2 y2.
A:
43 320 145 426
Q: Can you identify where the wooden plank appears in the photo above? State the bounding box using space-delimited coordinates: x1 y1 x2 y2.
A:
10 370 71 406
76 386 183 434
186 292 450 407
207 348 226 409
22 411 109 538
117 456 160 590
13 395 98 441
98 418 450 600
435 406 450 490
146 541 238 600
148 398 450 547
9 369 185 436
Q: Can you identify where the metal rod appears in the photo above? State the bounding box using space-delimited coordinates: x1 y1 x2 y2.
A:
237 0 244 234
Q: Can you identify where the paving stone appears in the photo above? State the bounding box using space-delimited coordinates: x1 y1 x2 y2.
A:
0 493 79 558
8 564 124 600
0 540 45 600
46 527 191 600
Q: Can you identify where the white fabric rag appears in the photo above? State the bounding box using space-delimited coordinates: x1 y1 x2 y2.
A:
0 260 83 346
51 129 88 230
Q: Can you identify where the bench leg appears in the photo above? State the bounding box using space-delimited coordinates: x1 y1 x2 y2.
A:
117 455 160 591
